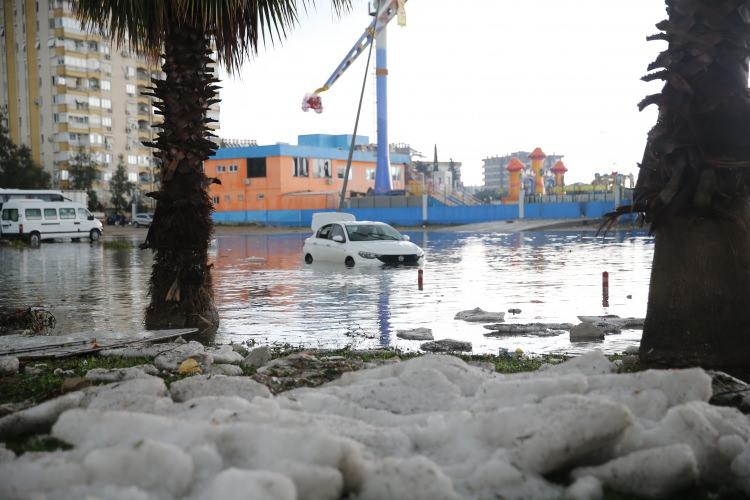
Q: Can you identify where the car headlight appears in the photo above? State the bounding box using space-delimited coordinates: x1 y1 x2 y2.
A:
358 251 380 259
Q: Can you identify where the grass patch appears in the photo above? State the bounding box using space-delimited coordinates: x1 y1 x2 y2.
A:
4 435 73 455
102 239 133 250
1 239 27 250
0 355 153 405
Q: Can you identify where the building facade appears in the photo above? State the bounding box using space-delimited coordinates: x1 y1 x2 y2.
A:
205 135 409 212
0 0 219 204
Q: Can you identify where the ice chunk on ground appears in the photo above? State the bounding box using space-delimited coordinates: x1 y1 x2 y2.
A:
731 445 750 494
169 374 271 402
85 364 158 382
396 327 434 340
572 444 698 498
83 440 194 497
465 456 563 500
0 356 19 375
242 345 271 368
359 456 462 500
454 307 505 322
0 454 87 500
207 345 244 365
564 476 603 500
471 373 588 410
153 341 213 372
0 391 85 439
542 350 615 376
205 468 296 500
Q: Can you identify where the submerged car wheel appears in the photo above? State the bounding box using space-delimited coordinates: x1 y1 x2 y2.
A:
305 253 313 264
29 232 41 248
345 256 355 267
90 229 101 242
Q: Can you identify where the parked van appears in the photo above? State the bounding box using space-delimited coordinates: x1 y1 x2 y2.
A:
0 199 103 246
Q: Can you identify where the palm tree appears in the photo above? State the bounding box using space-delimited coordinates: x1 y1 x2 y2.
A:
630 0 750 369
76 0 351 333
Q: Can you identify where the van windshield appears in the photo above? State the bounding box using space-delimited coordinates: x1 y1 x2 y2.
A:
1 209 18 222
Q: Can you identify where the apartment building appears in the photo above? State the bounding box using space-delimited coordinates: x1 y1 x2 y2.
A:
0 0 220 203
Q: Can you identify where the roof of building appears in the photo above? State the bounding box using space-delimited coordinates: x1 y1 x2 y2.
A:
552 160 568 173
209 134 411 164
506 158 525 172
529 147 546 160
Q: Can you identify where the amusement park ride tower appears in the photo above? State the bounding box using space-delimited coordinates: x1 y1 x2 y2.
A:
302 0 407 195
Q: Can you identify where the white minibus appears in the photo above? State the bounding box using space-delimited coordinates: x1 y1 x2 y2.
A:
0 199 103 246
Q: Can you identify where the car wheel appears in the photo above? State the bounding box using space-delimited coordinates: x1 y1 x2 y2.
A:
29 232 41 248
305 253 313 264
90 229 101 242
345 256 355 267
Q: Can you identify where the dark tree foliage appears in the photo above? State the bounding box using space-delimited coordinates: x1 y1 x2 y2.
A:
68 149 100 191
0 111 51 189
110 155 134 214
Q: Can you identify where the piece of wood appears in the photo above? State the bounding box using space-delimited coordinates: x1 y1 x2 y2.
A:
0 328 197 360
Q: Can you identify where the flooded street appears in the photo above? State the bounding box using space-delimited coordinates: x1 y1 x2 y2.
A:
0 230 653 355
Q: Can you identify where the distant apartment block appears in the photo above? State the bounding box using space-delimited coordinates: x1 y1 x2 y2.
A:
0 0 219 200
483 151 563 193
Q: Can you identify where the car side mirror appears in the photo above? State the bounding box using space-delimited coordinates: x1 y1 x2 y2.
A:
88 215 94 221
332 235 345 243
402 235 410 241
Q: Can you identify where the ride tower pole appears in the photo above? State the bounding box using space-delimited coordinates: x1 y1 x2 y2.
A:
374 3 393 194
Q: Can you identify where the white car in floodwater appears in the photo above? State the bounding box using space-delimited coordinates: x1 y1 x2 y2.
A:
303 213 424 267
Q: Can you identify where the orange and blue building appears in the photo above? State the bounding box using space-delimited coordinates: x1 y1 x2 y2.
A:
205 134 408 224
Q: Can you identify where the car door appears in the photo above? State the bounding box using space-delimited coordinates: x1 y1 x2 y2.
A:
328 224 348 262
58 207 77 237
310 224 333 261
42 208 60 236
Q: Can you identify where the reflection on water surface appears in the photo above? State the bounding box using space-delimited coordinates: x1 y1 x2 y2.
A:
0 230 653 354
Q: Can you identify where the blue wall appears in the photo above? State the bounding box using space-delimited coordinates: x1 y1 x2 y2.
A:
213 201 621 227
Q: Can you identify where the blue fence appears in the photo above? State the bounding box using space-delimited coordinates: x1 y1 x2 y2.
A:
213 200 623 227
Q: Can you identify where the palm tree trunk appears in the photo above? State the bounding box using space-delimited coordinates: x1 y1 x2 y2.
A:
635 0 750 369
143 23 220 333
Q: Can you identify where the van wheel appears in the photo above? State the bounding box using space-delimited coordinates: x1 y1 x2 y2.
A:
304 254 313 264
345 256 355 267
29 232 41 248
89 229 101 242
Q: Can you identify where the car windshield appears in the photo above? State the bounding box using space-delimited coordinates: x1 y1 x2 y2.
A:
346 224 402 241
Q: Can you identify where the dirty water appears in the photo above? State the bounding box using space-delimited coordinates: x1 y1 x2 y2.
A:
0 230 652 355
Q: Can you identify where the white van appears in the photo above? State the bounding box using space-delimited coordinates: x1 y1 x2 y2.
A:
0 199 103 246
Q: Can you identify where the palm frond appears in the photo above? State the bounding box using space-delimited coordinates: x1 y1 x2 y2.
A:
74 0 353 72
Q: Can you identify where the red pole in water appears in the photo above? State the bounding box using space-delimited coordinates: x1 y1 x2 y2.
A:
418 268 424 290
602 271 609 307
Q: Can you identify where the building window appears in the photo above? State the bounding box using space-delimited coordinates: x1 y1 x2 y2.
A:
211 196 219 205
101 99 112 110
101 80 111 91
216 165 225 173
366 168 376 181
102 116 112 127
312 159 332 178
293 157 308 177
237 194 244 201
125 83 136 95
127 155 137 165
337 167 353 180
224 195 231 202
247 158 267 178
128 172 138 183
390 166 402 181
228 164 238 173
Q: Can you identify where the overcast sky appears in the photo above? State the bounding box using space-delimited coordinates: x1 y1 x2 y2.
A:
218 0 667 185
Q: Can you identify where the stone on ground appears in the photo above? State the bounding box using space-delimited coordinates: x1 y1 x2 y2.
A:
396 327 434 341
242 346 271 369
420 339 472 353
0 357 19 375
569 322 605 341
455 307 505 322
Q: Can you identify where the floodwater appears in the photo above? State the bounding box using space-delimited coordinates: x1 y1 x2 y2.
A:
0 230 653 355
